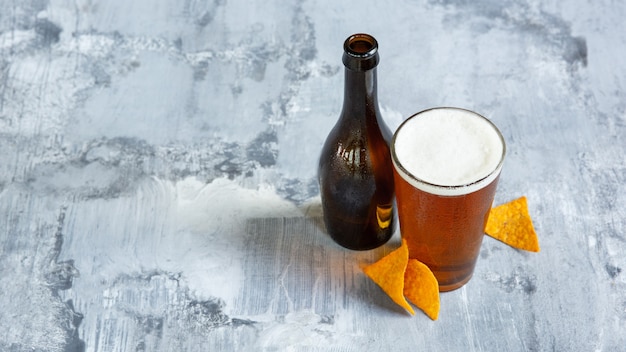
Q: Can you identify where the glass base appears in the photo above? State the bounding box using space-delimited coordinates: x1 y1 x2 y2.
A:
438 273 473 292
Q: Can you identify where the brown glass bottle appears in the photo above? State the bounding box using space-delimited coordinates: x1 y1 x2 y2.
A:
318 33 394 250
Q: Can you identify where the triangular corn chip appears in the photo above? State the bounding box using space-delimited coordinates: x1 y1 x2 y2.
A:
404 259 440 320
363 240 414 315
486 196 540 252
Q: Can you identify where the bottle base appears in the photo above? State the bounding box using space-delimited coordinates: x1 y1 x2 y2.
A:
323 214 393 251
329 233 393 251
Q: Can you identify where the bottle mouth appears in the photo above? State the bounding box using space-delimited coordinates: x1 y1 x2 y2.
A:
343 33 379 71
345 34 378 57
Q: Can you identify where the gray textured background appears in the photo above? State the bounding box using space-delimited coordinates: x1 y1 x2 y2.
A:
0 0 624 351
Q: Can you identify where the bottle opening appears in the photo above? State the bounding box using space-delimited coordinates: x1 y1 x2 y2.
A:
343 33 379 70
349 39 374 54
344 33 378 58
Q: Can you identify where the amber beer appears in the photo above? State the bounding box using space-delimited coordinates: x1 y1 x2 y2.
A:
391 107 506 292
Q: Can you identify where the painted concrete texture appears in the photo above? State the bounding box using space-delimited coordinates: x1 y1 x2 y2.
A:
0 0 624 351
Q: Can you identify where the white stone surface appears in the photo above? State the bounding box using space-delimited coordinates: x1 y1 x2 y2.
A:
0 0 624 351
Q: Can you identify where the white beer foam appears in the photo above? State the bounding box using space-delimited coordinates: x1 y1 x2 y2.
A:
392 108 505 197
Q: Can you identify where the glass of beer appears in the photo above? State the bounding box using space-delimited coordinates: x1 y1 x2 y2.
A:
391 107 506 292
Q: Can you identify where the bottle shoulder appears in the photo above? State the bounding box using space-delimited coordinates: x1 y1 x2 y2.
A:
327 112 390 144
319 120 391 175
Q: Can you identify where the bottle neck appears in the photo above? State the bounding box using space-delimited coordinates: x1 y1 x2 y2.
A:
342 67 378 118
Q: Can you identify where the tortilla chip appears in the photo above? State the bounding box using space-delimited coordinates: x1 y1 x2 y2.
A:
404 259 440 320
485 196 540 252
363 240 414 315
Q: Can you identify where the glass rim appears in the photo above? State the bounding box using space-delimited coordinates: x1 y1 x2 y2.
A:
391 107 506 196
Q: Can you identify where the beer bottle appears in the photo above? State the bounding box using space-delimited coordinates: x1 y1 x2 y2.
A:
318 33 395 250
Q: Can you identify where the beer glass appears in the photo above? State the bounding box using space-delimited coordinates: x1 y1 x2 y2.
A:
391 107 506 292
